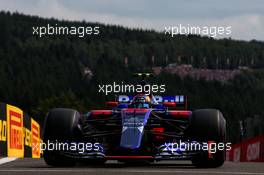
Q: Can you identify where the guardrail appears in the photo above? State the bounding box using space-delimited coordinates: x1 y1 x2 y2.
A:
226 134 264 162
0 102 41 158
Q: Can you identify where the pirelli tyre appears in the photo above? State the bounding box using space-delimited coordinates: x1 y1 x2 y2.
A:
43 108 82 167
189 109 226 168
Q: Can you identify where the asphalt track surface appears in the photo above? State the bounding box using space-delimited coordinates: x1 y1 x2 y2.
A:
0 158 263 175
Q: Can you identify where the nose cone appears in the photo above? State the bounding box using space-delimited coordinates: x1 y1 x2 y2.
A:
120 109 151 149
120 126 144 149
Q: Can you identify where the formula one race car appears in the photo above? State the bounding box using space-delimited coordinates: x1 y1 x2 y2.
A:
43 73 227 168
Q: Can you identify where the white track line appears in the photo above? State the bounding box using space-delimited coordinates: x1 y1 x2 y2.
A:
0 157 17 165
0 169 263 175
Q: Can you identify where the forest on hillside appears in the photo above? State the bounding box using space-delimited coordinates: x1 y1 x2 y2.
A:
1 11 264 142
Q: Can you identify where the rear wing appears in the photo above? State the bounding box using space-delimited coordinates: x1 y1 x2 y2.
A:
117 95 188 109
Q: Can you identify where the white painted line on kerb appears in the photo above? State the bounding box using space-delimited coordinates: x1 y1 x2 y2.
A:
0 157 17 165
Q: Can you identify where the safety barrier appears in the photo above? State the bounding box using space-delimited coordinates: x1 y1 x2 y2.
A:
226 134 264 162
0 102 41 158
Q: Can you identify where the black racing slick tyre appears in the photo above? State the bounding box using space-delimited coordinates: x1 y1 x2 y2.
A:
189 109 226 168
43 108 82 167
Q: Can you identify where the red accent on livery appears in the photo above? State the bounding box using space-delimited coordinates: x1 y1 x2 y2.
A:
91 110 112 116
163 102 176 107
152 127 165 141
122 108 149 113
152 127 164 133
106 101 118 107
168 110 191 118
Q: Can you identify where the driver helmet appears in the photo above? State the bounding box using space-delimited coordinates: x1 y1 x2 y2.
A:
131 94 151 108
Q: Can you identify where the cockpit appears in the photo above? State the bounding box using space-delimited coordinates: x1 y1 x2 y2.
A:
129 94 151 108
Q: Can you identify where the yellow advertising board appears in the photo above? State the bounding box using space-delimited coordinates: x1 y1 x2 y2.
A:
31 118 40 158
0 119 7 141
7 104 24 158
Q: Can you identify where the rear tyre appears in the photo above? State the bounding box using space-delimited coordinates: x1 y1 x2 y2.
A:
189 109 226 168
43 108 81 167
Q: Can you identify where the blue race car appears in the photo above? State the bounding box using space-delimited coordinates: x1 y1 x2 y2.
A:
43 75 226 168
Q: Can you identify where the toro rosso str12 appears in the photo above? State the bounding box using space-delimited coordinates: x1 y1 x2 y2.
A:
43 74 227 168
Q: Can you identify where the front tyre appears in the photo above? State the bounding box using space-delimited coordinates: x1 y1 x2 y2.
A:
43 108 81 167
189 109 226 168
